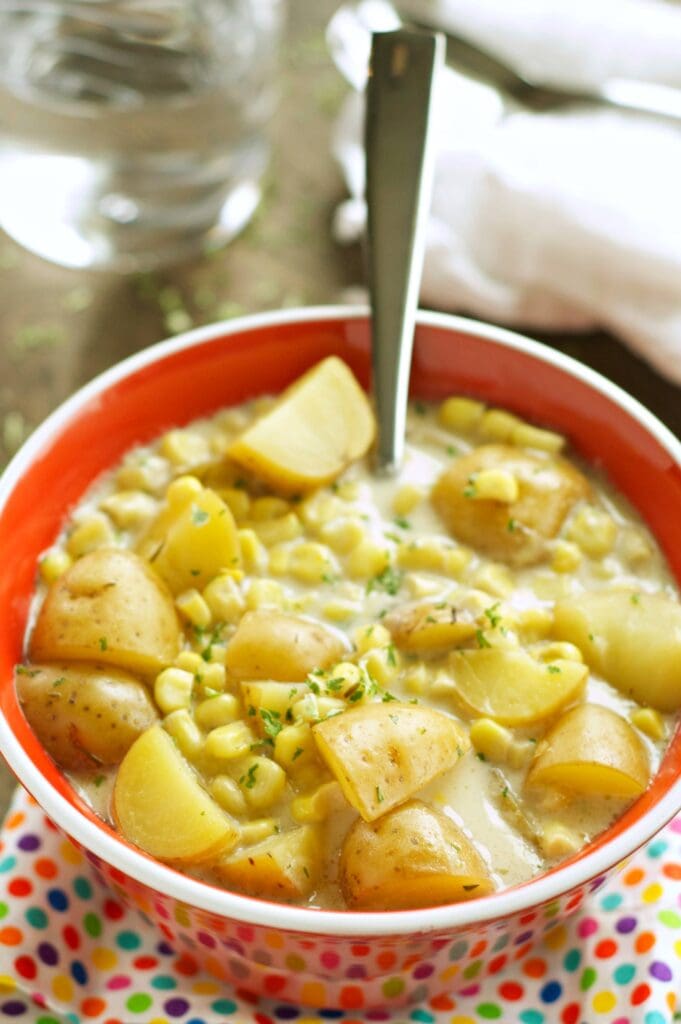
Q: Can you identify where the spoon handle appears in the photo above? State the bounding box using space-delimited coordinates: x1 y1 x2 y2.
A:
366 28 444 474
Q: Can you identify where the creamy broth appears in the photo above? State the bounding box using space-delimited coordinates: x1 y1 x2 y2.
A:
17 368 680 911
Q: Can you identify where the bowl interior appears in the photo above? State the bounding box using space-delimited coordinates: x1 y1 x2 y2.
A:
1 309 680 915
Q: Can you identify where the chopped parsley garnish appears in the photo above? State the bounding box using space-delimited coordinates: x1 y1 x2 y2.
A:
376 786 384 804
51 677 66 687
386 644 397 666
484 602 501 628
191 505 210 526
476 752 487 761
98 637 108 651
414 401 427 416
475 629 491 649
325 677 344 693
463 476 477 498
259 708 282 739
507 517 518 533
321 572 338 584
16 666 39 677
630 593 641 605
446 444 459 456
292 747 304 761
93 774 105 788
366 566 404 596
240 764 259 789
394 516 411 530
546 664 561 675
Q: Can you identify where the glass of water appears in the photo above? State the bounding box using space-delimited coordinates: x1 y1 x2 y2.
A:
0 0 283 270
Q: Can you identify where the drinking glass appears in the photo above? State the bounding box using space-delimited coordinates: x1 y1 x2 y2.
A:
0 0 283 270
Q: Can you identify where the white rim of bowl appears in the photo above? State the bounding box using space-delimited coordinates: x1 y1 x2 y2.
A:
1 305 680 937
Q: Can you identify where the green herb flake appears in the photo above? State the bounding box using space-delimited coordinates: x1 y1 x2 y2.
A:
292 747 304 761
376 785 384 804
386 644 397 667
240 764 259 789
630 593 641 605
446 444 459 456
382 691 397 703
93 774 105 788
51 677 66 687
260 708 283 740
16 666 40 677
507 517 518 533
475 629 491 649
366 566 404 596
546 664 561 675
414 401 427 416
325 677 344 693
98 637 108 651
463 476 477 499
484 602 501 628
191 505 210 526
394 516 411 530
476 752 487 761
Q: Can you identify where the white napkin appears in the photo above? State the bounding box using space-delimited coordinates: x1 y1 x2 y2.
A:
328 0 681 385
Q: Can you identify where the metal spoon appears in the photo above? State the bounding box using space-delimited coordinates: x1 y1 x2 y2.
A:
365 28 445 475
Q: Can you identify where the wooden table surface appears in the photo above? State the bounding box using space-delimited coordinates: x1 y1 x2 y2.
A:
1 0 680 820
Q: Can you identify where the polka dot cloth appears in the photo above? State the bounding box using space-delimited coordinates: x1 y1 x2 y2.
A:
0 789 679 1024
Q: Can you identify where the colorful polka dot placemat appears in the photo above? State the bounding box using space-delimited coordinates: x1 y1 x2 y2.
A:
0 788 679 1024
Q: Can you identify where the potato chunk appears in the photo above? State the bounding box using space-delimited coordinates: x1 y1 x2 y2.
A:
216 825 321 900
313 702 469 821
226 610 347 681
526 703 650 798
340 801 494 910
30 549 181 675
447 648 588 726
432 445 590 566
228 356 375 493
140 484 241 594
16 662 158 771
113 724 238 861
384 600 479 652
553 590 681 712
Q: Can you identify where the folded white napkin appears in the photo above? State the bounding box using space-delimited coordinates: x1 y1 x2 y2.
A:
328 0 681 385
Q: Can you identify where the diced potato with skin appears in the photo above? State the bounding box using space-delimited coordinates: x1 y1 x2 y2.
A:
526 704 650 799
553 590 681 712
313 702 470 821
226 610 348 682
30 549 181 676
141 484 241 595
339 801 494 910
227 356 376 494
216 825 322 899
16 663 158 771
432 445 590 567
240 681 310 734
113 724 239 861
384 600 479 652
447 648 588 726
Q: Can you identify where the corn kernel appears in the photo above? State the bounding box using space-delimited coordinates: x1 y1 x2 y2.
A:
204 719 254 759
511 421 565 454
217 487 250 522
245 579 285 611
403 663 429 695
203 573 244 622
205 643 227 665
346 539 390 579
336 480 360 501
473 563 514 598
160 429 210 467
39 548 72 584
268 544 290 576
176 651 204 674
299 493 343 531
250 496 290 520
354 623 391 654
405 573 448 599
361 646 400 686
292 694 345 723
253 513 302 547
392 484 426 516
438 396 486 433
240 819 278 845
197 661 227 693
516 606 554 640
479 409 520 442
469 469 519 503
175 589 212 628
66 515 116 557
470 718 513 763
238 756 286 810
154 667 194 714
551 540 582 573
440 547 472 577
630 707 665 741
210 775 247 815
620 528 652 565
289 542 338 584
535 641 583 664
166 474 203 508
195 694 241 731
163 709 203 759
237 528 268 574
396 539 446 573
540 823 581 860
274 723 317 773
319 517 366 554
215 407 249 433
323 600 359 623
326 661 363 694
100 490 157 529
116 455 170 495
291 781 344 824
508 738 537 769
567 506 618 558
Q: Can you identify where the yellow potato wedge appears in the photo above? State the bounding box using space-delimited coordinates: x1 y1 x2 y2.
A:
16 662 158 771
30 549 181 676
216 825 321 900
448 648 587 726
526 703 650 798
227 356 375 493
140 484 241 594
226 609 348 681
432 445 590 566
384 600 479 652
313 702 469 821
553 590 681 712
339 801 494 910
113 724 238 861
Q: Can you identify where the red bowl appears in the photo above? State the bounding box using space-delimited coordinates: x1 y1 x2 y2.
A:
1 308 680 1009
